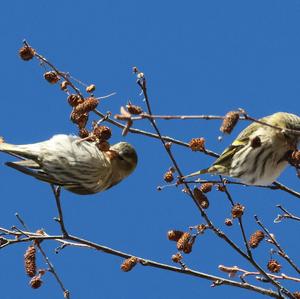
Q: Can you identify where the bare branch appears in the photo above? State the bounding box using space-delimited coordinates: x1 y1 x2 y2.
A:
255 215 300 274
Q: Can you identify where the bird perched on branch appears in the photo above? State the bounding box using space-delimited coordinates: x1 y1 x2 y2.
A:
184 112 300 185
0 135 137 195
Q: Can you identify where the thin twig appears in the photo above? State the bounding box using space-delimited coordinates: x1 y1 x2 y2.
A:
126 111 300 136
14 213 70 298
50 185 68 237
255 215 300 274
276 205 300 222
23 40 84 99
219 265 300 283
0 227 282 299
272 182 300 199
97 109 220 157
135 71 293 298
218 177 252 258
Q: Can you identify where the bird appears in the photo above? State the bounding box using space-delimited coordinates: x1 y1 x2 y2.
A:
0 134 137 195
184 112 300 186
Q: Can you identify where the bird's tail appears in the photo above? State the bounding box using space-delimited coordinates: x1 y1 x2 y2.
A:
182 165 226 179
0 138 37 160
182 168 210 179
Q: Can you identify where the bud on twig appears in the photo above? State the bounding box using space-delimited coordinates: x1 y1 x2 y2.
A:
231 203 245 218
189 138 205 151
19 46 35 61
224 218 233 226
126 103 143 115
267 259 281 273
121 257 138 272
164 171 174 183
29 274 43 289
176 232 191 251
86 84 96 93
200 183 213 193
167 230 184 241
171 253 182 263
68 94 83 107
93 126 112 140
44 71 60 84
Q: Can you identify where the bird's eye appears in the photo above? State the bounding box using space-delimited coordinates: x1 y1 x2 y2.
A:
118 155 125 161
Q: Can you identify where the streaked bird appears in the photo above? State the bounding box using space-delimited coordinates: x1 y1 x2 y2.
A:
0 134 137 194
185 112 300 185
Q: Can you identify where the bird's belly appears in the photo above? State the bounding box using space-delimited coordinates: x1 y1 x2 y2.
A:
229 143 288 186
41 154 112 194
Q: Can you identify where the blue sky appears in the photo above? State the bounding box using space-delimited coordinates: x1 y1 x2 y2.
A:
0 1 300 298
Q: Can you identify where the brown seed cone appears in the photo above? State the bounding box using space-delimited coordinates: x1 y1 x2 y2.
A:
217 184 226 192
93 126 112 140
70 111 89 128
196 224 207 234
24 245 36 277
86 84 96 93
288 150 300 167
164 171 174 183
44 71 60 84
267 259 281 273
79 128 90 138
176 232 191 251
68 94 83 107
193 188 209 209
231 203 245 218
293 292 300 299
126 103 143 115
249 230 265 248
60 81 69 91
74 97 99 114
19 46 35 61
189 137 205 151
182 241 193 254
29 275 43 289
168 230 184 241
220 111 240 134
251 136 262 148
171 253 182 263
224 218 233 226
200 183 213 193
121 257 138 272
96 140 110 151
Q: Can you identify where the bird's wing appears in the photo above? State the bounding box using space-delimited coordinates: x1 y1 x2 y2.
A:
211 122 261 169
9 159 40 169
0 142 40 161
5 161 77 187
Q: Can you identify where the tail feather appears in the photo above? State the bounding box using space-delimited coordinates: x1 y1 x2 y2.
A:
5 161 77 187
9 159 40 169
0 142 38 161
183 165 228 179
182 168 210 179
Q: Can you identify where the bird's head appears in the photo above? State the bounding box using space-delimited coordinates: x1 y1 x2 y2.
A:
106 142 138 187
